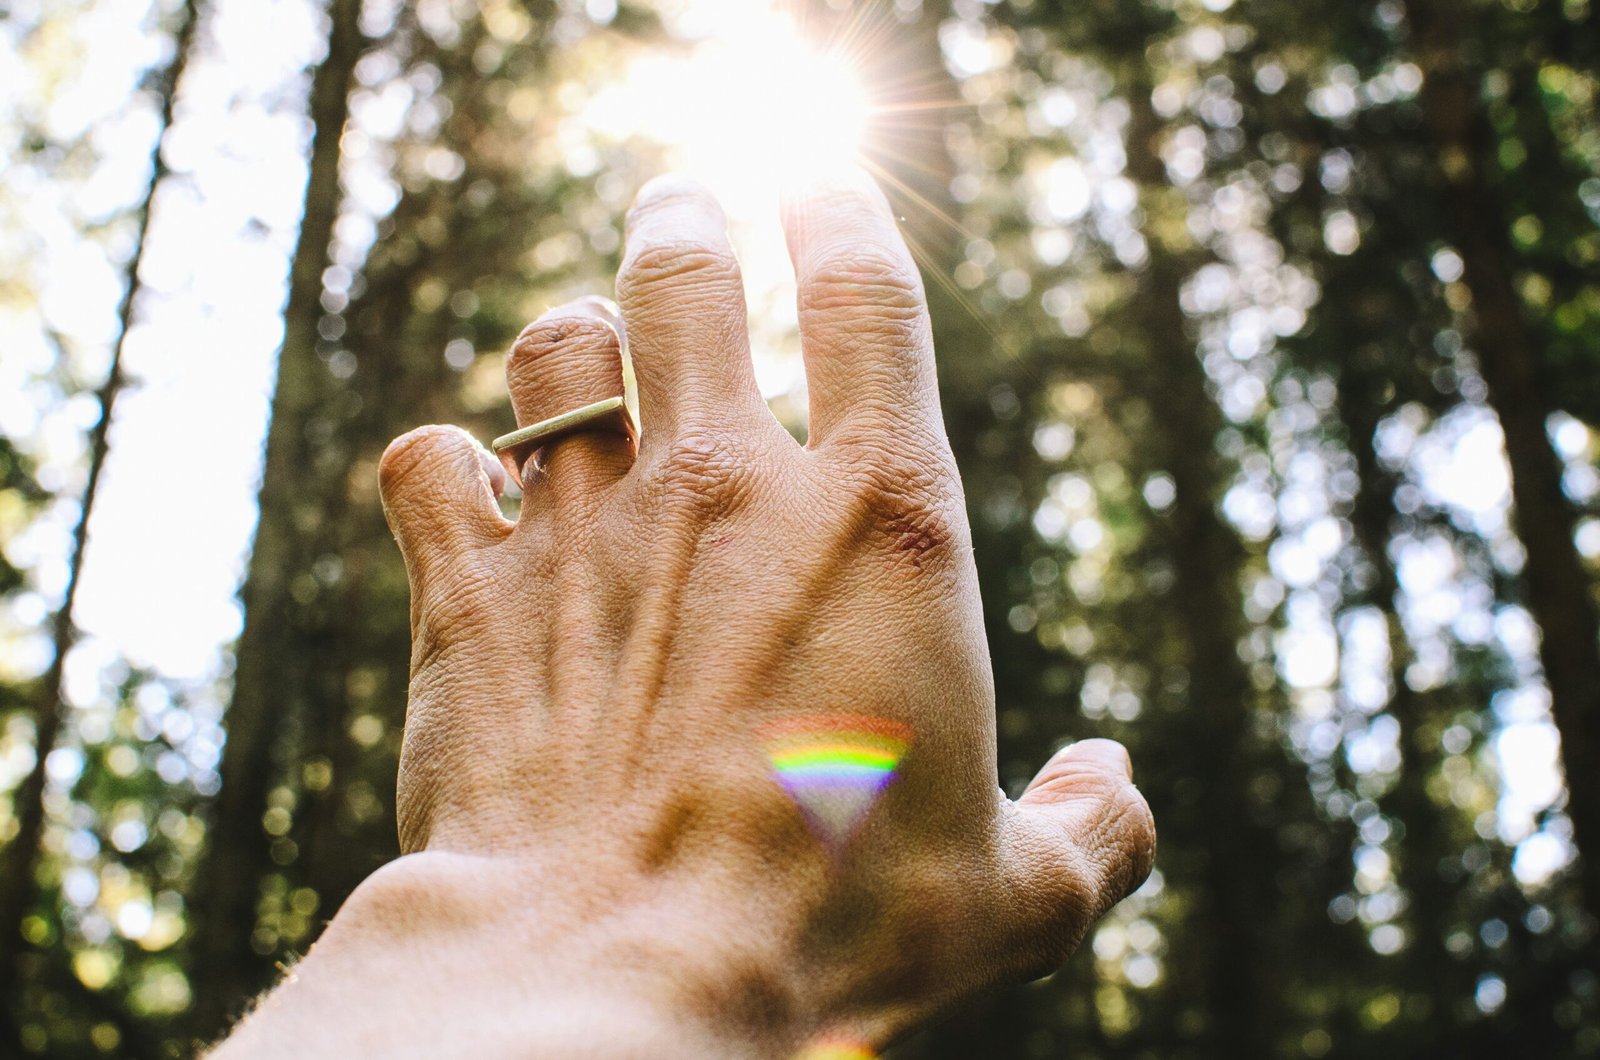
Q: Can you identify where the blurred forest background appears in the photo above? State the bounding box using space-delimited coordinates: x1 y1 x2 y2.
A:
2 0 1599 1055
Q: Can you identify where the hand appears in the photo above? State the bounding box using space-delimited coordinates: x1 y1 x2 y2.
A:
215 168 1154 1059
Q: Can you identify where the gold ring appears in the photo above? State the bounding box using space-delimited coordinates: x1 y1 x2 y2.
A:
490 396 636 479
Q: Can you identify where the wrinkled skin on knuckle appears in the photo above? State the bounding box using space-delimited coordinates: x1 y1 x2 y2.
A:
640 427 757 524
410 564 502 671
1006 814 1102 975
798 248 925 322
1038 773 1157 911
618 240 743 309
997 875 1087 986
833 444 967 575
1010 783 1158 978
1104 785 1158 903
831 370 929 424
1014 917 1088 985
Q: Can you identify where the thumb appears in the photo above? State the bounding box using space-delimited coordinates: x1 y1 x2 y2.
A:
378 425 511 586
1001 739 1156 969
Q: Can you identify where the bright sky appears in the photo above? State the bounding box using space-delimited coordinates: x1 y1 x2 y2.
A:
2 0 1586 903
53 0 320 682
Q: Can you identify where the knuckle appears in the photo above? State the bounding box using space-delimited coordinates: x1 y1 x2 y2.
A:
1011 899 1085 982
1064 783 1156 918
1006 824 1096 973
800 247 925 321
412 570 499 667
1039 864 1100 960
509 317 617 370
1109 786 1158 900
619 240 742 301
1004 783 1157 973
645 427 755 518
835 445 965 573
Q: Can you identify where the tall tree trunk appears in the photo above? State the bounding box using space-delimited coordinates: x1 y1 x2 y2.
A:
0 0 201 1048
1407 0 1600 917
1121 84 1278 1057
1338 373 1480 1033
185 0 365 1040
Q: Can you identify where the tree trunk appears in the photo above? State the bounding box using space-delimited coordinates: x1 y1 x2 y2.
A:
1338 372 1481 1030
1407 0 1600 918
1121 83 1278 1057
184 0 365 1039
0 0 201 1048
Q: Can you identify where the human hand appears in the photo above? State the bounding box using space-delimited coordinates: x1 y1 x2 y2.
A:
218 168 1154 1059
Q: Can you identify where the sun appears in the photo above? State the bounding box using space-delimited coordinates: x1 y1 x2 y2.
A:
585 2 874 216
579 0 880 402
717 26 871 178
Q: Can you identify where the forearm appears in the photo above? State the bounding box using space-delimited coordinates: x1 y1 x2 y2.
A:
208 852 795 1059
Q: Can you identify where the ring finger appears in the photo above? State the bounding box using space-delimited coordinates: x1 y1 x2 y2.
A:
500 296 637 507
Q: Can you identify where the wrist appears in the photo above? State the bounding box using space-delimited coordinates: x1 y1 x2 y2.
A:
213 850 813 1058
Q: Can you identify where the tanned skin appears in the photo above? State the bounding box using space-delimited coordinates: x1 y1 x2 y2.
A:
212 168 1156 1059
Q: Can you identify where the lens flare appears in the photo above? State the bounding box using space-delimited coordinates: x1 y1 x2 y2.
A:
583 3 872 213
794 1038 878 1060
762 43 870 174
764 714 911 853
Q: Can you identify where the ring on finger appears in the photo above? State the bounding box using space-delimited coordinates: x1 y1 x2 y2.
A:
490 395 637 481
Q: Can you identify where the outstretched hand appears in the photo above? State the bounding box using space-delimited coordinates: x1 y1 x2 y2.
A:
215 168 1155 1059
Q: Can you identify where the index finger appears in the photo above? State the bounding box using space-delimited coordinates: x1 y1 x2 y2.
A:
780 166 942 452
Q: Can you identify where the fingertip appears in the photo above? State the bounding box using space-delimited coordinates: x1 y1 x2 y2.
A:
378 423 477 501
568 294 624 336
1051 738 1134 780
1017 738 1140 813
779 163 890 242
378 424 510 573
504 300 631 486
780 161 884 204
627 173 725 231
634 172 703 202
513 301 622 366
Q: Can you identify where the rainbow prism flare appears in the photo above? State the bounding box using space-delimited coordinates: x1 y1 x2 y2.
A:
763 714 912 853
793 1038 878 1060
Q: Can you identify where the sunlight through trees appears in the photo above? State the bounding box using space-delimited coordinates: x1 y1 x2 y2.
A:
0 0 1596 1055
